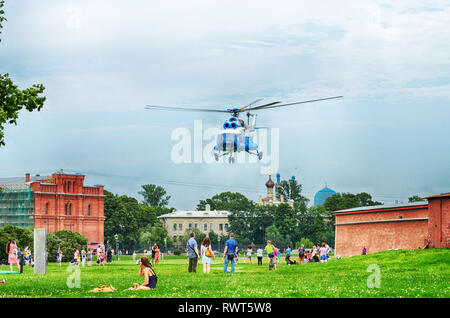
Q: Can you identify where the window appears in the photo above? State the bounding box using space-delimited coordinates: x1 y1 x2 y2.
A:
219 224 223 231
173 224 177 231
179 224 183 231
88 205 91 216
204 224 207 231
225 224 229 231
194 224 198 229
210 224 213 231
69 203 72 215
65 203 68 215
189 224 192 230
45 203 49 215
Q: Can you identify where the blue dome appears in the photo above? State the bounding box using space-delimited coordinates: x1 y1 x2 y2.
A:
314 187 336 206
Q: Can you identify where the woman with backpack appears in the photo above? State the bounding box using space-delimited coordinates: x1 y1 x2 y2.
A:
201 237 214 273
298 244 306 264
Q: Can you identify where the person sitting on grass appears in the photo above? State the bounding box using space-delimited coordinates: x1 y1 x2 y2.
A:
137 256 158 289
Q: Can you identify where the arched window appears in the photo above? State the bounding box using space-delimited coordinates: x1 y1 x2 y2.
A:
64 203 68 215
88 205 91 216
67 181 71 193
69 203 72 215
45 203 49 215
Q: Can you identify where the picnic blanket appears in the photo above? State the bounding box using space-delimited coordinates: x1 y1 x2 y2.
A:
88 285 116 293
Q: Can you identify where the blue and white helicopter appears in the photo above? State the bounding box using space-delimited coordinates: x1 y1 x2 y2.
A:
145 96 342 163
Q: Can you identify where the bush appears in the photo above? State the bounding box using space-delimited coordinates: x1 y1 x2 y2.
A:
47 230 88 262
295 238 314 249
173 249 182 256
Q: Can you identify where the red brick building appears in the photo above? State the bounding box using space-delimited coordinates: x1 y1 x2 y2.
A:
0 172 105 244
333 193 449 257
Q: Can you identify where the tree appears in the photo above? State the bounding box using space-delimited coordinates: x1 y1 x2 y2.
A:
296 238 314 249
46 230 88 262
103 191 139 251
139 184 171 207
0 225 33 261
273 203 300 243
0 1 46 147
197 192 255 212
275 178 309 204
323 192 382 213
265 224 288 248
408 195 424 202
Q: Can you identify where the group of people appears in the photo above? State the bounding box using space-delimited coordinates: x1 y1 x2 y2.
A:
56 244 117 267
4 240 35 272
184 234 334 275
186 232 238 274
298 243 332 264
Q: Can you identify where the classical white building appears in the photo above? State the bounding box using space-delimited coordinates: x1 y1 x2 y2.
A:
158 204 230 238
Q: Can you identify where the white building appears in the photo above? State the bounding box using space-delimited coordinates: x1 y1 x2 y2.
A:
158 204 230 238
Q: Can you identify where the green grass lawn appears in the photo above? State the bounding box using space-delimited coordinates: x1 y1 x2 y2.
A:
0 248 449 298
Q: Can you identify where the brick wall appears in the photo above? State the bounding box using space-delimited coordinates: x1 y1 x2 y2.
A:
335 205 429 257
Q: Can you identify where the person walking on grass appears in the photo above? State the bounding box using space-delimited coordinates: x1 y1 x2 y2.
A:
56 246 63 267
319 243 328 263
223 233 238 274
246 245 253 264
186 232 199 273
106 245 113 264
201 237 214 274
154 244 160 264
81 247 87 267
87 248 92 266
6 239 20 272
265 241 276 271
256 246 263 266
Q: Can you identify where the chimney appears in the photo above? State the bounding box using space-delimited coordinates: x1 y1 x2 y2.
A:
25 173 30 182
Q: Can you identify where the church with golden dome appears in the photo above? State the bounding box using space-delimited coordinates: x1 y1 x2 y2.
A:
258 173 294 207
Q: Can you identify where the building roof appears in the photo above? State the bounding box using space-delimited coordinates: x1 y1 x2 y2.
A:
314 186 336 206
333 201 428 214
158 209 230 219
425 192 450 199
265 175 274 188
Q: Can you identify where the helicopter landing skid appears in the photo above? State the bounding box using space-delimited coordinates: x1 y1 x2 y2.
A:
246 150 263 160
214 152 236 163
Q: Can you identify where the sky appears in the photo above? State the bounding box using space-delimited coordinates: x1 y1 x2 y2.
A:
1 0 449 209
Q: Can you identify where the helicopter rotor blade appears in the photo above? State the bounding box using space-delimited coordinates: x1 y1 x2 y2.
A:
145 105 228 113
245 96 343 111
243 101 282 111
242 98 264 109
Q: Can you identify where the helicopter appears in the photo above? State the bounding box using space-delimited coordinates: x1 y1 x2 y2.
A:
145 96 343 163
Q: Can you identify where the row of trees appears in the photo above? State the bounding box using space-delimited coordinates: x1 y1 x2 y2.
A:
103 184 173 252
194 178 388 250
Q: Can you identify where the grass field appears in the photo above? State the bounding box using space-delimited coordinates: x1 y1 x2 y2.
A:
0 248 449 298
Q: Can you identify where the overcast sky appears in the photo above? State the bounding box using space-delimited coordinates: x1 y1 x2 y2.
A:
1 0 449 209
